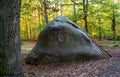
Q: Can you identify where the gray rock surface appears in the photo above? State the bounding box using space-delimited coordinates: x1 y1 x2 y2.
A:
25 16 111 65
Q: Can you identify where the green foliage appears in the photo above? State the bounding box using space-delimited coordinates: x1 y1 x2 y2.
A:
36 23 47 32
20 0 120 41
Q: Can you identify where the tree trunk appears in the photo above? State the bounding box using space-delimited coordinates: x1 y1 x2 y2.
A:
25 16 29 40
112 8 116 41
44 0 48 24
71 0 77 23
98 19 102 41
73 4 77 23
0 0 24 77
59 0 63 16
83 0 88 33
99 30 102 41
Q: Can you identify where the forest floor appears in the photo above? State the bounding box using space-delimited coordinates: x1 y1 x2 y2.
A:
21 40 120 77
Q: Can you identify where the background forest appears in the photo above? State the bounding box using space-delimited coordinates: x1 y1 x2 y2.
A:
20 0 120 42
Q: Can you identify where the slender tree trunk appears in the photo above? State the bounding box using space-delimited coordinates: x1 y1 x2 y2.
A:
59 0 63 16
29 22 32 40
83 0 88 33
38 7 41 24
25 16 29 40
44 0 48 24
0 0 24 77
73 4 77 23
99 31 102 41
98 19 102 41
71 0 77 23
112 8 116 41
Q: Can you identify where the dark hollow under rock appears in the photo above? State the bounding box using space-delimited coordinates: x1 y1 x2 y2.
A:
25 16 111 65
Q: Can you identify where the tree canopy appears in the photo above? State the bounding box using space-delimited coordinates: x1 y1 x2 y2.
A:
20 0 120 41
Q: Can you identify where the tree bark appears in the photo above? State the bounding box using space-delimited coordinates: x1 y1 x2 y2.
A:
59 0 63 16
71 0 79 23
73 4 77 23
98 19 102 41
0 0 24 77
112 8 116 41
83 0 88 33
44 0 49 24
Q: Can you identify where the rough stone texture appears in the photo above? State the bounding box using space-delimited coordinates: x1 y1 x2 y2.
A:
25 16 111 65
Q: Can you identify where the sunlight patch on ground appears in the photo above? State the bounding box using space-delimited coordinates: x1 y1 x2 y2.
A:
21 45 34 54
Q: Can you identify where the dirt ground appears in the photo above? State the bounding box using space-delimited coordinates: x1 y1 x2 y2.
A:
21 41 120 77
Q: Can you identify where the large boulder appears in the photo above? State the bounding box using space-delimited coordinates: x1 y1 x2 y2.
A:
25 16 111 65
